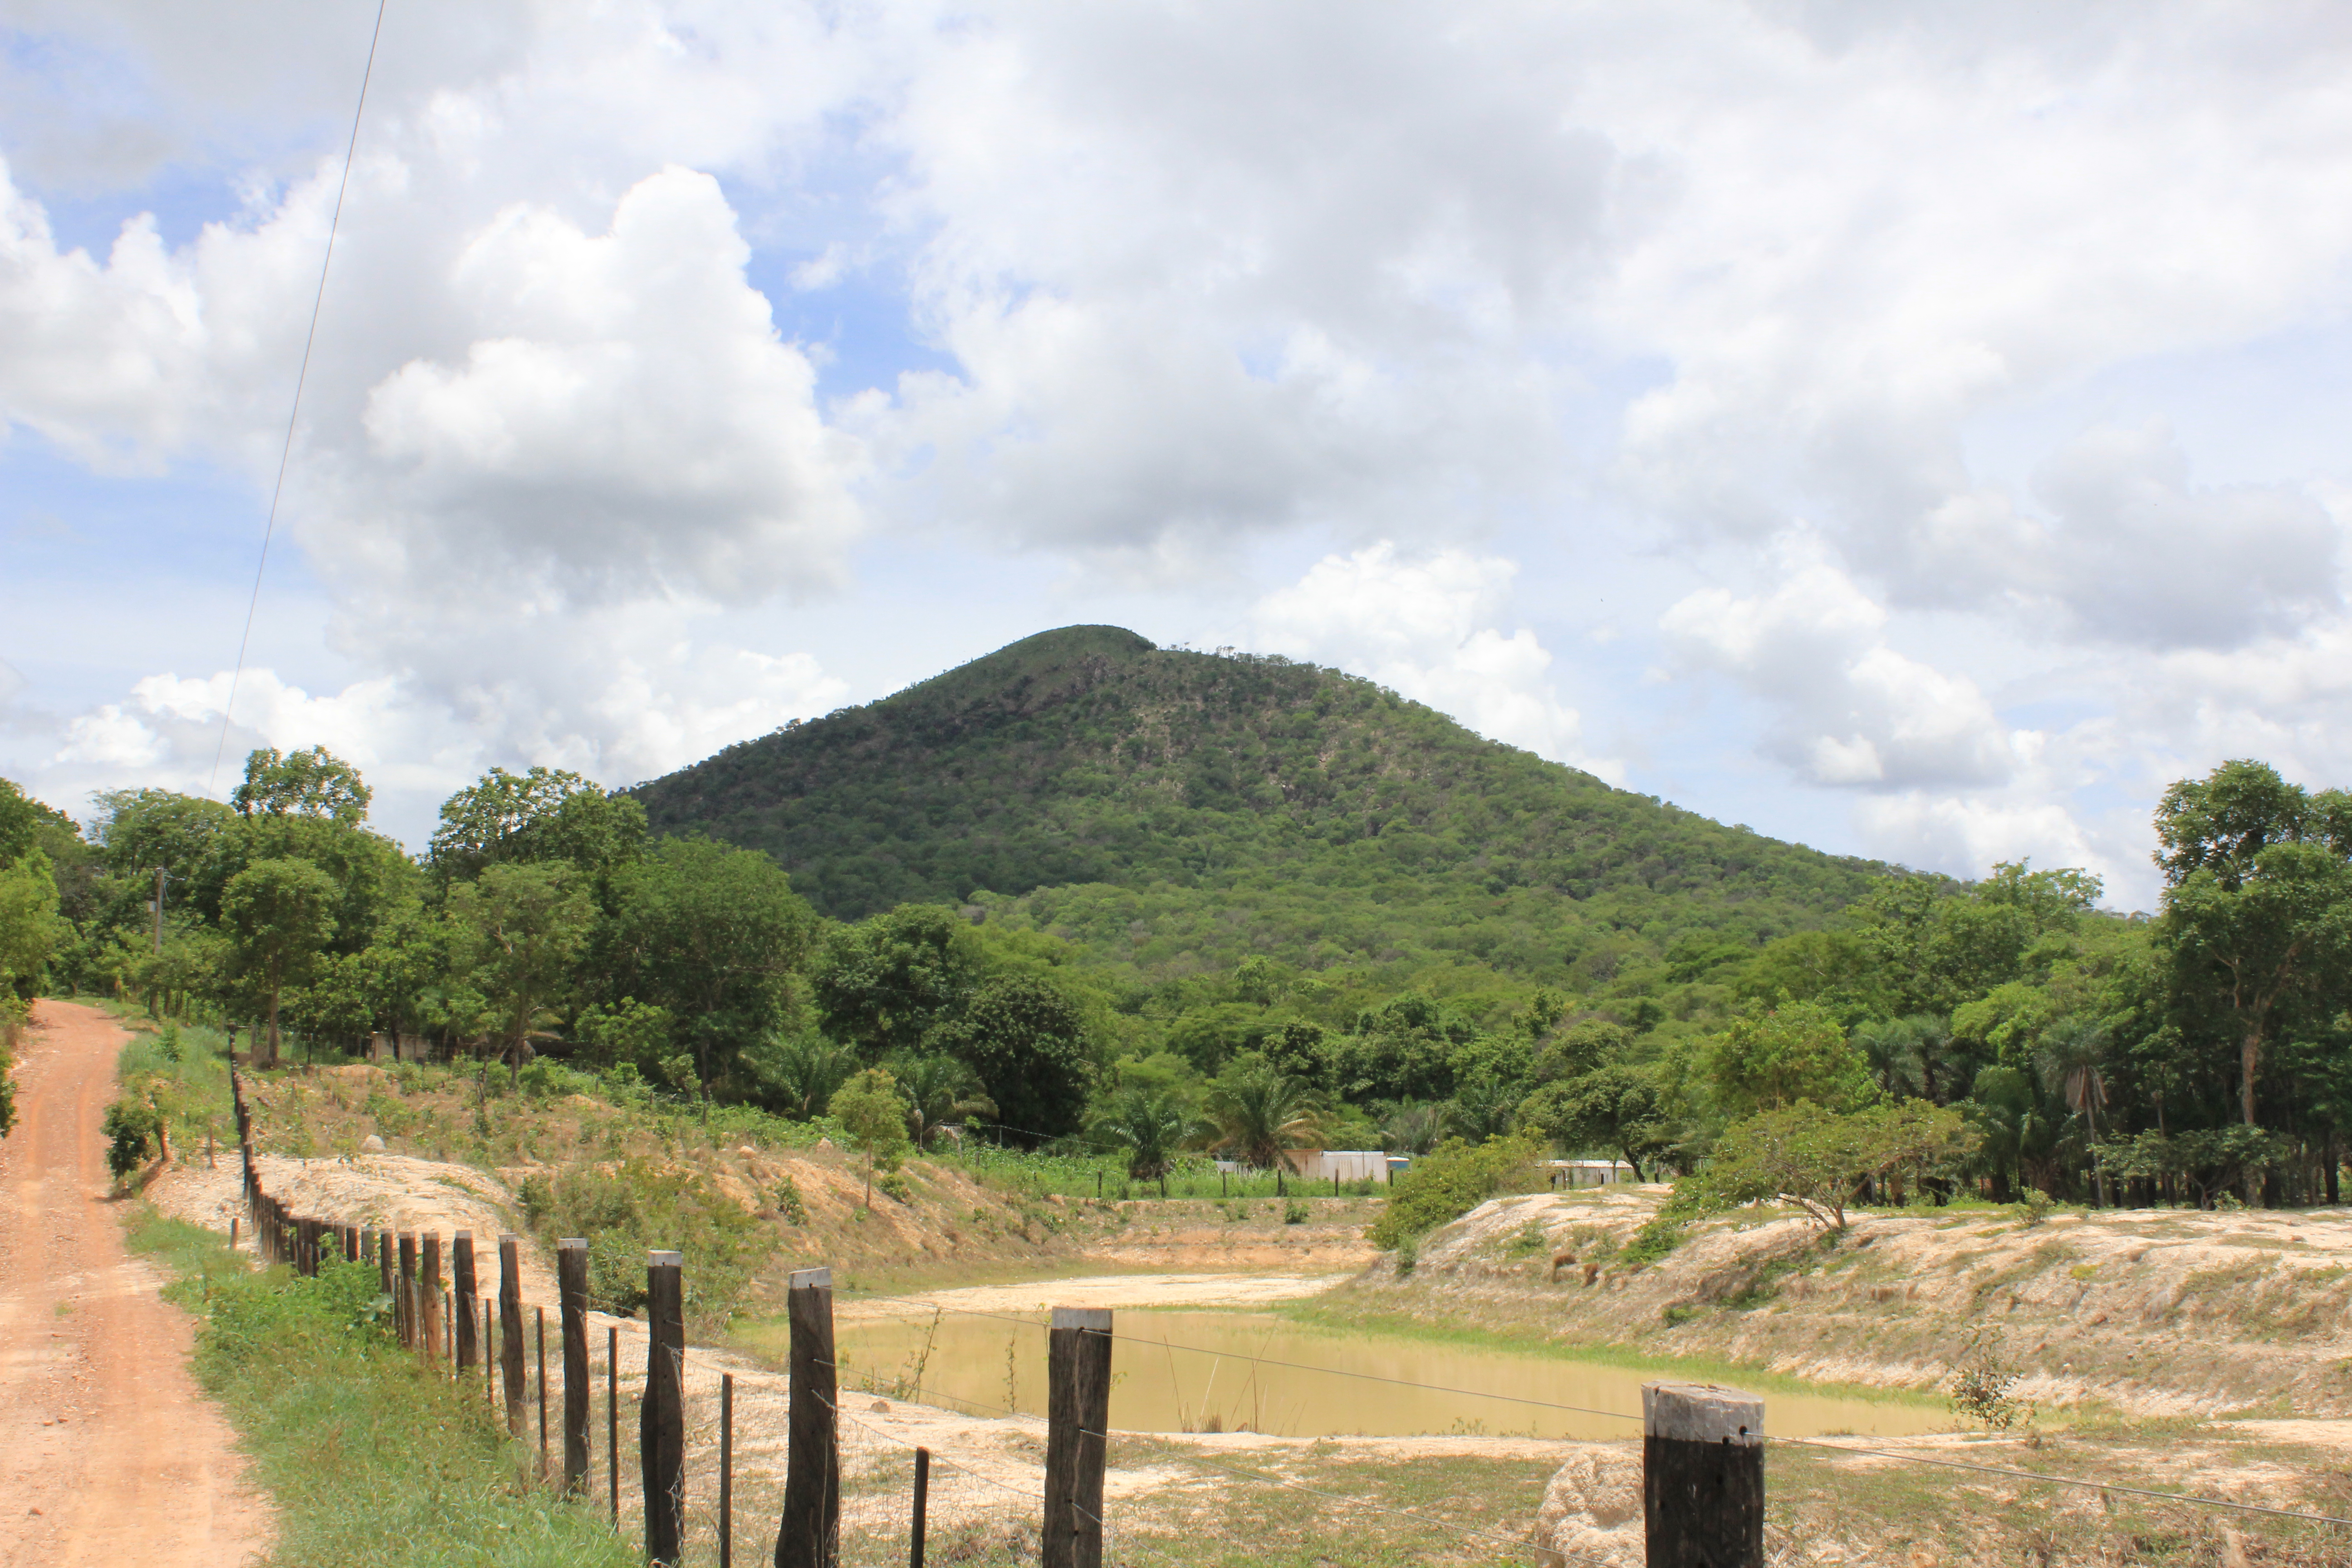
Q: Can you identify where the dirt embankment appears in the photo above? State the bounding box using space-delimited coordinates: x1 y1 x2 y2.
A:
226 1062 1373 1294
1332 1186 2352 1416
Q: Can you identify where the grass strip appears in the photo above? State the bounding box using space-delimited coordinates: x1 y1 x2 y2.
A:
129 1209 639 1568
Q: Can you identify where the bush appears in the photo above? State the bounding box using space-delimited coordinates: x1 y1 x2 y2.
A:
1679 1099 1977 1231
525 1159 760 1331
103 1095 166 1178
1368 1133 1542 1250
1618 1216 1687 1270
1283 1199 1310 1225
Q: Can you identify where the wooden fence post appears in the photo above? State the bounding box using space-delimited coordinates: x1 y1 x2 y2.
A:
1642 1382 1764 1568
608 1323 620 1527
719 1372 734 1568
454 1231 479 1372
559 1238 590 1496
911 1447 930 1568
346 1223 361 1263
397 1233 418 1349
500 1235 528 1439
775 1265 838 1568
538 1305 551 1478
1043 1307 1112 1568
422 1233 444 1369
642 1250 686 1566
377 1229 392 1302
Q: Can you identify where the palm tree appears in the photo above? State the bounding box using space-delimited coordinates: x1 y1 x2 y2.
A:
893 1054 997 1149
1380 1098 1452 1157
1448 1077 1515 1143
1206 1057 1324 1171
2038 1022 2112 1204
1092 1087 1200 1181
767 1033 855 1120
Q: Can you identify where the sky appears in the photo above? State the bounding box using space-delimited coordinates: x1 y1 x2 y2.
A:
7 1 2352 911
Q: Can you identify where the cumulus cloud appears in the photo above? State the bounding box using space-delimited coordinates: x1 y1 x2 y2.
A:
1248 542 1619 779
1659 549 2020 790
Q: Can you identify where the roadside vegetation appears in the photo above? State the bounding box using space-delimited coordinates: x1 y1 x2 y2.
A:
127 1208 636 1568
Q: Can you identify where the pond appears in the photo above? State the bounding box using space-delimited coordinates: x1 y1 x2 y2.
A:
830 1309 1944 1440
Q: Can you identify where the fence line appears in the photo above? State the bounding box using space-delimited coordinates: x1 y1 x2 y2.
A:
225 1062 2352 1566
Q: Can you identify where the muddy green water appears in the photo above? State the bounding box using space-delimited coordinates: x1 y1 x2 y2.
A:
833 1311 1943 1440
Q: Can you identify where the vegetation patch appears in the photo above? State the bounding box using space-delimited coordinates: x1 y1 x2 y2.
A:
127 1209 635 1568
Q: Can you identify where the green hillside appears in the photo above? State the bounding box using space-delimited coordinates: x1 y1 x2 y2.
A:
632 627 1890 989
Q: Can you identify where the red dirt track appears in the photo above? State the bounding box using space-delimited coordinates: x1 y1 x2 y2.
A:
0 1000 270 1565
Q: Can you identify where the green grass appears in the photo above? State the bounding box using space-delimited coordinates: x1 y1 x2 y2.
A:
127 1209 639 1568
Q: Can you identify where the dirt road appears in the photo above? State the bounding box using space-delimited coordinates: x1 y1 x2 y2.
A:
0 1000 270 1566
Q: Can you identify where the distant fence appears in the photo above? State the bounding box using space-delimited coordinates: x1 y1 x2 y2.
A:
224 1064 2352 1568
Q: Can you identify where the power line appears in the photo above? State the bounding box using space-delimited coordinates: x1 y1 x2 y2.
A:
207 0 390 796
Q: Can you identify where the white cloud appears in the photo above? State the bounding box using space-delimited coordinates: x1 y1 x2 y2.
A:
1248 542 1619 779
1660 549 2023 791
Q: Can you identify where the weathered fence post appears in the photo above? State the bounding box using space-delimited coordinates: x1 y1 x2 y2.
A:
775 1265 837 1568
397 1233 418 1348
346 1223 361 1262
422 1233 444 1369
559 1238 590 1496
720 1372 735 1568
608 1323 620 1527
377 1229 392 1301
454 1232 479 1372
229 1217 239 1252
1642 1382 1764 1568
911 1448 930 1568
500 1235 528 1439
538 1305 551 1478
643 1250 686 1566
1044 1307 1112 1568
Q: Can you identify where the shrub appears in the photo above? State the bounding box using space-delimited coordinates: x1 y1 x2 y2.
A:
1283 1199 1310 1225
773 1173 808 1225
1619 1216 1687 1270
103 1094 167 1178
1679 1099 1977 1231
1367 1133 1542 1250
526 1158 760 1331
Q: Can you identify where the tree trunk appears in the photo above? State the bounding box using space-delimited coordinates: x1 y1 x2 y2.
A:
2242 1026 2263 1127
265 986 282 1066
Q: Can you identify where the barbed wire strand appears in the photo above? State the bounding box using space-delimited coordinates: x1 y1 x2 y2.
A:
836 1290 2352 1533
1770 1434 2352 1529
836 1289 1644 1426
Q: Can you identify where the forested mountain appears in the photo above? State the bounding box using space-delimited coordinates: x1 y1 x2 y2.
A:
632 626 1894 985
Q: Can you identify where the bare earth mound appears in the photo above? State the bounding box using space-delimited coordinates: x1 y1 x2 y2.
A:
1334 1186 2352 1416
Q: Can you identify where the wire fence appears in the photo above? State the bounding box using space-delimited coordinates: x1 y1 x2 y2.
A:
226 1065 2352 1567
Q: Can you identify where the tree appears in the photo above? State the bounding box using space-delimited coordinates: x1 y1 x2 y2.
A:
2156 762 2352 1127
1379 1098 1451 1156
746 1031 853 1119
1680 1100 1977 1231
0 849 64 1001
811 905 980 1058
1092 1086 1197 1182
891 1054 996 1150
230 746 372 823
829 1067 908 1209
1706 999 1874 1117
1517 1063 1670 1177
446 863 596 1081
608 838 815 1110
427 766 647 883
220 858 340 1063
1205 1053 1324 1170
925 973 1094 1140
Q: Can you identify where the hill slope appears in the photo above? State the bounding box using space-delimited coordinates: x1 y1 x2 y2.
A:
632 627 1888 983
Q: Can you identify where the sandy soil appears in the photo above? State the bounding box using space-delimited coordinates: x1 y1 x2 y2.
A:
0 1001 271 1567
1354 1186 2352 1416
